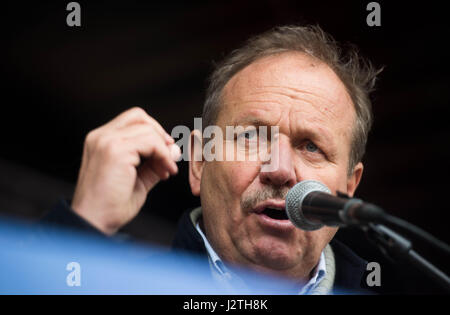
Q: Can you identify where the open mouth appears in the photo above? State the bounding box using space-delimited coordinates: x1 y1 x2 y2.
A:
261 207 289 220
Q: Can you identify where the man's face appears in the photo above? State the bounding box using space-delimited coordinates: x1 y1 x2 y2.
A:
189 52 363 281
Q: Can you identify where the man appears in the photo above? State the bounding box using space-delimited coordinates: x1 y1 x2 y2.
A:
44 25 381 294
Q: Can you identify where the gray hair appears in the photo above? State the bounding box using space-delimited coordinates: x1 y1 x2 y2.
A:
202 25 382 175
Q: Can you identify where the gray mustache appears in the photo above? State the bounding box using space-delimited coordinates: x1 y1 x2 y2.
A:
241 186 289 211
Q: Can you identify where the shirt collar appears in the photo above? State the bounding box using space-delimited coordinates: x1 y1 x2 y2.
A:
195 220 229 275
299 251 327 294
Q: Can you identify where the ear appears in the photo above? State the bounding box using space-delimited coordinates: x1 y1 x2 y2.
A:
346 162 363 197
189 129 204 196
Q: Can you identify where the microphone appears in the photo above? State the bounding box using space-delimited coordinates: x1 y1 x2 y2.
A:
285 180 386 231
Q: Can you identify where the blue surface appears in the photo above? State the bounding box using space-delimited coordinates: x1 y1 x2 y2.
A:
0 216 297 294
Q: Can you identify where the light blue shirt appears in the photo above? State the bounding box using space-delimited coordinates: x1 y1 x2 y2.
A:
195 221 326 294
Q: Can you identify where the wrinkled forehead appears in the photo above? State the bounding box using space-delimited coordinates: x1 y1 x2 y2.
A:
222 52 352 115
219 52 355 130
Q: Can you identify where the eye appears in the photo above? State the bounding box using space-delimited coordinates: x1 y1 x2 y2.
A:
305 141 319 152
237 129 258 141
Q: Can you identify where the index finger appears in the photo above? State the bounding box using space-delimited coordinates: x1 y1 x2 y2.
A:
108 107 174 143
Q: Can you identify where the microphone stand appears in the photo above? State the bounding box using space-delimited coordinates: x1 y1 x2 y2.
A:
361 223 450 293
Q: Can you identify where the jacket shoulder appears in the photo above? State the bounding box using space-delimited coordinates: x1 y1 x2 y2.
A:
330 238 379 294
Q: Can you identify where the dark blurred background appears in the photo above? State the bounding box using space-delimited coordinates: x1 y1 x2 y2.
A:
1 0 449 291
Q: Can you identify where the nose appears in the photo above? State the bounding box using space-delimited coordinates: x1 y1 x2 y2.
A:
259 134 297 188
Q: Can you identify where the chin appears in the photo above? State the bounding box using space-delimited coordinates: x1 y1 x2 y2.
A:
249 236 300 271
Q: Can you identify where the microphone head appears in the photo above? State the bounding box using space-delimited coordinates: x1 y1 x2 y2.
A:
286 180 331 231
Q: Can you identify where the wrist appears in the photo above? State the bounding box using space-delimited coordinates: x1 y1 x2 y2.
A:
71 199 119 236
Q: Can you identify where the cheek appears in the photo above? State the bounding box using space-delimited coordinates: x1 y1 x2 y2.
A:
224 161 261 196
221 161 262 228
201 160 261 221
200 160 263 255
298 164 348 194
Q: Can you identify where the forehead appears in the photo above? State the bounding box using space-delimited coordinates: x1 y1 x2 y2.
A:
219 52 355 141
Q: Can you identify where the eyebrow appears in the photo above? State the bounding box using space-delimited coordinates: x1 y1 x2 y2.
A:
232 115 332 140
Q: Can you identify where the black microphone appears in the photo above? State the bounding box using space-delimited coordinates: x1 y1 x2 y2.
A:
285 180 386 231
